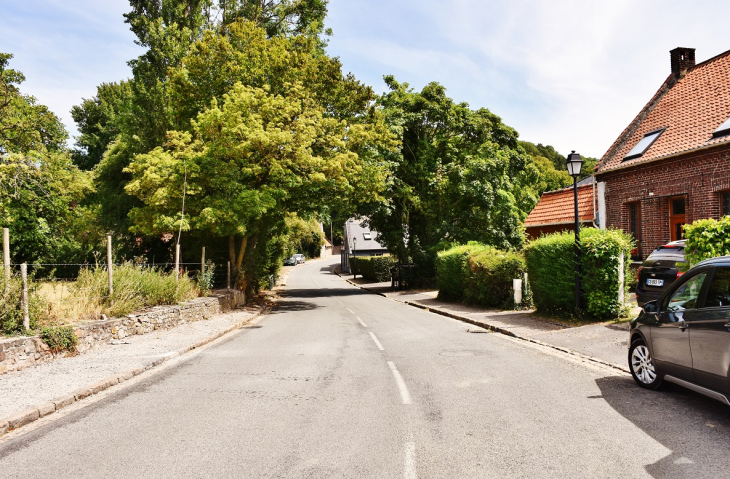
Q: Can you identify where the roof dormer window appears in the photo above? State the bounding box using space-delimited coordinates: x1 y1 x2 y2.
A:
623 128 666 161
712 117 730 139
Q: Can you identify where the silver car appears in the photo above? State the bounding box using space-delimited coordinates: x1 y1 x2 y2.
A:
294 254 305 264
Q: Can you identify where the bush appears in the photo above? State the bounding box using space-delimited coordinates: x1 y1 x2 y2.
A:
0 274 48 334
436 243 491 302
350 256 396 282
524 228 633 319
464 249 527 308
683 216 730 267
437 243 526 308
39 326 78 353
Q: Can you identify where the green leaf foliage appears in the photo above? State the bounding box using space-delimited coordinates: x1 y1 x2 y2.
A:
524 228 633 319
350 256 396 282
39 326 78 354
364 77 539 281
436 242 526 308
683 216 730 267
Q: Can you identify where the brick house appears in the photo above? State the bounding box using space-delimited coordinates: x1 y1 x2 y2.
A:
595 47 730 261
524 177 596 240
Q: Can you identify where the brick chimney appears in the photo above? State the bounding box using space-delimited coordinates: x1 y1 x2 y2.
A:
670 47 696 78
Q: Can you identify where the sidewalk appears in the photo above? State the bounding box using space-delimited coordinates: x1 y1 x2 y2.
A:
0 304 266 434
339 271 632 374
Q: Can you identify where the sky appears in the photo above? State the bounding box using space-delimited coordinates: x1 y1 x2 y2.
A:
2 0 730 159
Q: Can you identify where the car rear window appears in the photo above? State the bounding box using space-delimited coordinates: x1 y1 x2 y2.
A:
643 249 684 268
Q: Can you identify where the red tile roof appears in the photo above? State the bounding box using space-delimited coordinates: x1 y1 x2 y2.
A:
596 49 730 173
524 184 595 227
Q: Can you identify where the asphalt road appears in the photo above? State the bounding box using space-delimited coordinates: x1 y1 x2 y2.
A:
3 258 730 478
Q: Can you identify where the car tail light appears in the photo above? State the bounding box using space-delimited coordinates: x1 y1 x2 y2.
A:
637 266 642 282
677 271 684 278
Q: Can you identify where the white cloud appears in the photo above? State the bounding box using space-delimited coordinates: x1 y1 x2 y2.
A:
327 0 730 158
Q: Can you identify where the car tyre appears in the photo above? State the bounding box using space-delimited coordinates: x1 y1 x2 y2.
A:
629 340 665 390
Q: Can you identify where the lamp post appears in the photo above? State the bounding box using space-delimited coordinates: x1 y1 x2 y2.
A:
566 151 584 313
352 237 358 279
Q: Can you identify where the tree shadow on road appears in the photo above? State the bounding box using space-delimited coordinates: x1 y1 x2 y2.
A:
279 288 369 299
596 375 730 478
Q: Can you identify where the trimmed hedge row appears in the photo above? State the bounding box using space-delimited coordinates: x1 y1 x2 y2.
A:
524 228 632 319
436 243 526 308
349 256 396 282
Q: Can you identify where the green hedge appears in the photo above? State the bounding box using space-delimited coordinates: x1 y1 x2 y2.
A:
683 216 730 267
436 243 526 308
350 256 396 282
436 243 490 301
524 228 632 319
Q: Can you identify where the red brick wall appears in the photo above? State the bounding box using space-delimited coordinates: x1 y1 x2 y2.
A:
596 145 730 259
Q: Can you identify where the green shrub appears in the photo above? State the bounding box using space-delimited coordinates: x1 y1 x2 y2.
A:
75 263 199 318
683 216 730 267
0 274 48 334
524 228 633 319
349 256 396 282
197 260 216 296
464 249 527 308
436 242 492 302
39 326 78 353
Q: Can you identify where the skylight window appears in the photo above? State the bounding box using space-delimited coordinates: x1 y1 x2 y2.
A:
363 232 372 240
712 117 730 138
624 128 665 161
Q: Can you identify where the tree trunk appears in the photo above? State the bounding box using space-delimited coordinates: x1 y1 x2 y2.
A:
241 234 259 296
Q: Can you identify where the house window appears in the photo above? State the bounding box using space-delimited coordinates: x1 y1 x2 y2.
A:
363 232 372 240
670 197 686 242
628 203 642 260
623 128 665 161
722 193 730 216
713 117 730 139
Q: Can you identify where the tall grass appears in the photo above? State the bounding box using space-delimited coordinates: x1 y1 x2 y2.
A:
74 263 199 318
0 274 47 334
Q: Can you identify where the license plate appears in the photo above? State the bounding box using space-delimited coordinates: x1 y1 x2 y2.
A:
646 278 664 287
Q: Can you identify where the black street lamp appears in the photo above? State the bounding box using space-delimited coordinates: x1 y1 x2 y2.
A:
566 151 584 313
352 236 358 279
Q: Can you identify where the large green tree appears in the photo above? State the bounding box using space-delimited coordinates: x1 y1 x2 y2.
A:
363 77 541 278
0 53 94 268
125 81 392 292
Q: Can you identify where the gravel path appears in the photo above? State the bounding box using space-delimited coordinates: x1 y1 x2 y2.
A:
0 307 260 419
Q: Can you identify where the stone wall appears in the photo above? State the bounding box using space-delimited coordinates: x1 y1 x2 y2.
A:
0 290 245 374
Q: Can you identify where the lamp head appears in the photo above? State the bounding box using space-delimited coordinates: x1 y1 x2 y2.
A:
566 151 583 178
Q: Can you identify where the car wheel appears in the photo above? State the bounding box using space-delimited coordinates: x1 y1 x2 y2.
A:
629 340 664 390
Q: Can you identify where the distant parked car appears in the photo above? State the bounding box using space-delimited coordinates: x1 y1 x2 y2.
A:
294 254 306 264
284 256 297 266
629 255 730 406
636 240 686 306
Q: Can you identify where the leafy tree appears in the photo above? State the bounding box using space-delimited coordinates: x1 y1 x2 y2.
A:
363 77 540 279
0 53 94 268
124 81 391 293
70 81 133 170
1 53 66 154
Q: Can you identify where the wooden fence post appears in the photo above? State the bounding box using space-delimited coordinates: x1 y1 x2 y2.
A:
3 227 9 285
227 261 231 290
107 235 113 298
21 262 29 330
201 246 206 281
175 244 181 281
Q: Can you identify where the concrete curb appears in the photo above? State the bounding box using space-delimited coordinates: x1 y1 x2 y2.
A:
345 278 631 376
0 306 269 437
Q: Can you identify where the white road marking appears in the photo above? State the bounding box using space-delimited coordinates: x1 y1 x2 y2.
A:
346 307 355 315
387 361 412 405
310 275 321 287
369 332 385 351
337 300 344 306
404 436 418 479
357 316 368 327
